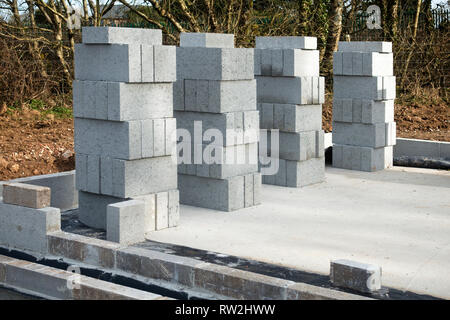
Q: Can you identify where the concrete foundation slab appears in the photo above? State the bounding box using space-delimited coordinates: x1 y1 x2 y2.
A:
148 166 450 299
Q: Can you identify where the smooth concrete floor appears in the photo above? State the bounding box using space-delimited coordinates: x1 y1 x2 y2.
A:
148 166 450 299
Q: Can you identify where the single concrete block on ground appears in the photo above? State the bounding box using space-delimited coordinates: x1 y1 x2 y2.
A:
176 47 253 81
0 201 60 253
2 182 51 209
255 36 317 50
178 173 261 211
256 76 325 105
261 157 325 187
82 26 162 45
332 144 393 171
338 41 392 53
330 259 382 293
180 32 234 48
73 81 173 121
107 199 146 245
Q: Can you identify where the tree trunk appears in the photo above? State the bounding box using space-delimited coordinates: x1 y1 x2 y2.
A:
321 0 344 74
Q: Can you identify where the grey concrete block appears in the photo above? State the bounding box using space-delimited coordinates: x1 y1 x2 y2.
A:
255 36 317 50
254 48 261 76
267 130 323 161
333 75 396 100
256 76 325 105
168 189 180 228
178 173 260 211
255 49 319 77
385 122 396 146
131 193 156 232
393 138 450 159
82 26 162 45
153 45 176 82
334 99 394 124
338 41 392 53
333 52 393 76
78 190 127 229
87 154 100 194
6 171 77 211
175 111 259 146
330 259 382 293
155 192 169 230
180 32 234 48
0 201 60 253
181 79 257 113
176 47 253 80
75 43 141 82
111 156 178 198
332 144 393 171
75 153 87 191
332 122 394 148
2 183 50 209
261 158 325 187
75 44 176 83
107 199 146 245
181 143 259 179
74 118 176 160
105 82 173 121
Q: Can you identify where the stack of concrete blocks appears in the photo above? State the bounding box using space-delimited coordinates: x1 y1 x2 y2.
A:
174 33 261 211
332 41 396 171
73 27 179 243
254 37 325 187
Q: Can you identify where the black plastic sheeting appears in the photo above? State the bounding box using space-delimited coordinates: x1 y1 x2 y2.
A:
393 156 450 170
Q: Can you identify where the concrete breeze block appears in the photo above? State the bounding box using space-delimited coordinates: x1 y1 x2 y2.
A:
178 172 261 211
74 118 176 160
333 76 396 100
330 259 382 293
255 36 317 50
258 103 322 132
254 49 320 77
107 200 146 245
176 47 253 81
333 99 394 124
338 41 392 53
180 32 234 48
332 122 395 148
333 52 393 76
2 183 50 209
180 79 257 113
74 81 173 121
261 157 325 187
180 143 259 179
5 171 77 211
78 191 127 229
75 44 176 83
0 201 60 254
266 130 324 161
82 27 162 45
332 144 393 171
175 110 259 146
256 76 325 105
